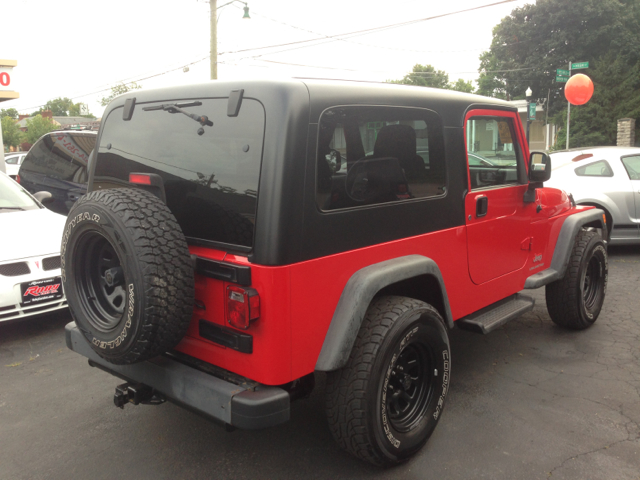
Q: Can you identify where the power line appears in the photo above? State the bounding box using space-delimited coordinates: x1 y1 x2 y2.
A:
222 0 518 57
9 0 519 113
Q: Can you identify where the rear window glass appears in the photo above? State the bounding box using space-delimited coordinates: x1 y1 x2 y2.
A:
93 98 265 249
574 160 613 177
316 106 445 210
20 132 93 183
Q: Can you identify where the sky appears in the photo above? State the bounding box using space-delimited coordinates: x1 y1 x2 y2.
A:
1 0 531 119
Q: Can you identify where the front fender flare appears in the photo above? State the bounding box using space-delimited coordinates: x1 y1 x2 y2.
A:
314 255 453 372
524 208 605 289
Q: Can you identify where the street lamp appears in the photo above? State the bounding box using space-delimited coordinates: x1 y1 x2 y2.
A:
210 0 250 80
525 87 532 148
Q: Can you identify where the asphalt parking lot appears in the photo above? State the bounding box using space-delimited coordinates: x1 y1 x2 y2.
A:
1 246 638 480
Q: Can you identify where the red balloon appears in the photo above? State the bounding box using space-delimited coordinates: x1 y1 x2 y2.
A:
564 73 594 105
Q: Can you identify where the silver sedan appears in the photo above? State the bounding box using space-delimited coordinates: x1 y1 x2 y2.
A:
546 146 640 244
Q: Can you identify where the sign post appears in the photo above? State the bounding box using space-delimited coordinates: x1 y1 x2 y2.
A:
0 60 19 174
564 61 589 149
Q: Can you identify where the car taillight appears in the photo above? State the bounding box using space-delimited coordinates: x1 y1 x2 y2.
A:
15 174 20 184
226 285 260 330
129 173 152 185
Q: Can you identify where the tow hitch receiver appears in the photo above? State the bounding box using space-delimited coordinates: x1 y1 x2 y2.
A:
114 383 165 409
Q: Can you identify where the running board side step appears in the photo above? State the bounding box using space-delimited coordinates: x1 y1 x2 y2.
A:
456 293 535 334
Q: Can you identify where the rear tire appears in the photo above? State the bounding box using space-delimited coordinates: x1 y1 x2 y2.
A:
61 188 194 364
325 296 450 466
545 230 607 330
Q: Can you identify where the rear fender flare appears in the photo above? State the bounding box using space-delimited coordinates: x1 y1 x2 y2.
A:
314 255 453 372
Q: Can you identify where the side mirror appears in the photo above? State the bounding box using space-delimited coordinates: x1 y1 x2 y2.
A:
33 191 54 205
529 152 551 183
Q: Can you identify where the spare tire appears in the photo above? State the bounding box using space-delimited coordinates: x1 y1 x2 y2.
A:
61 188 194 365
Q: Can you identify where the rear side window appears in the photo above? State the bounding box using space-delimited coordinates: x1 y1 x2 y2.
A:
575 160 613 177
316 106 445 210
20 133 92 183
621 155 640 180
94 98 265 249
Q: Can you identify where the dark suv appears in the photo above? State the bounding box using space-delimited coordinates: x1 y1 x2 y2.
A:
18 130 95 215
62 79 608 466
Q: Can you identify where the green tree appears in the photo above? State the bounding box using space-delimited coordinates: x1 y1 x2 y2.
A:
100 82 143 107
1 116 23 148
24 115 57 144
43 97 76 116
389 64 450 89
478 0 640 147
389 64 475 93
552 53 640 148
450 79 475 94
0 108 19 120
477 0 640 108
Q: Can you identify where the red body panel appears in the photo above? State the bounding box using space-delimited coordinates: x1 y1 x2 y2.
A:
174 204 582 385
171 110 582 387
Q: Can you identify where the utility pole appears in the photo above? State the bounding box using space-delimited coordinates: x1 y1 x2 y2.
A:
210 0 218 80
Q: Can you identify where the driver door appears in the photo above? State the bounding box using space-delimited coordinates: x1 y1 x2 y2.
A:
464 109 534 285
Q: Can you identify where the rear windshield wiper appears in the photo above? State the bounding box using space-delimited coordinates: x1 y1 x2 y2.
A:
142 102 213 135
0 206 25 211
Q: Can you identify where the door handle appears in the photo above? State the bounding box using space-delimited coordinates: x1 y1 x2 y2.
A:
476 196 488 217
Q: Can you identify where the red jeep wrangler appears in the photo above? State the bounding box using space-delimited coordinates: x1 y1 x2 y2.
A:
62 79 607 466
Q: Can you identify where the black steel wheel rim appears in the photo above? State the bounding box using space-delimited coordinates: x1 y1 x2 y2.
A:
74 231 127 332
583 255 604 310
385 340 435 432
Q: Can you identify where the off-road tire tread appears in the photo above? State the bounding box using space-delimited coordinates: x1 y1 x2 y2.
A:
325 296 439 466
545 229 603 330
68 188 194 364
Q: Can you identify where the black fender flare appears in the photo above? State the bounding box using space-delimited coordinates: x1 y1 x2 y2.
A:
524 208 606 289
314 255 453 372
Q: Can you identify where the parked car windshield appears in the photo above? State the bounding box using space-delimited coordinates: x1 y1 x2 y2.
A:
0 173 40 211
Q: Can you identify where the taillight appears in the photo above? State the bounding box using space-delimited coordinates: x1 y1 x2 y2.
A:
16 174 20 184
129 173 152 185
226 285 260 330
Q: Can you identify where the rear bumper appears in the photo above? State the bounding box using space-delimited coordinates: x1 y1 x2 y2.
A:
65 322 290 429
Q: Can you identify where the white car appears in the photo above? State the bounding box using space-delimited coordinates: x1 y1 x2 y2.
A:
547 146 640 245
3 152 27 178
0 171 68 322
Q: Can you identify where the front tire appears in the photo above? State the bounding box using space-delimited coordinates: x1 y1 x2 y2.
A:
325 296 450 466
545 230 607 330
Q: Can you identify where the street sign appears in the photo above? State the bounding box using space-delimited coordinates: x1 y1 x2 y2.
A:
571 61 589 70
557 69 570 76
528 102 536 120
556 75 569 83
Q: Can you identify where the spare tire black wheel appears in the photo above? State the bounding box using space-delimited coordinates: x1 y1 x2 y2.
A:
61 188 194 365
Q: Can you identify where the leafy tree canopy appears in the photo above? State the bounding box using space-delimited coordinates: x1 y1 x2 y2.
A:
389 64 475 93
100 82 143 107
1 116 23 148
0 108 19 120
24 115 57 144
30 98 95 118
478 0 640 147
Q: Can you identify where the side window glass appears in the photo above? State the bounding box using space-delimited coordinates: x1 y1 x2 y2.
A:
20 135 55 174
316 106 445 211
621 155 640 180
5 156 18 165
47 133 93 183
575 160 613 177
466 116 523 190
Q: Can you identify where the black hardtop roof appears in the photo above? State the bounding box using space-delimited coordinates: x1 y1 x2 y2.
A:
108 78 514 128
